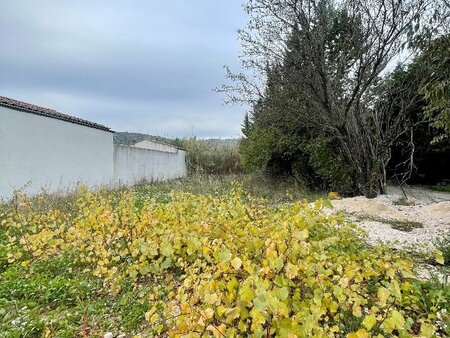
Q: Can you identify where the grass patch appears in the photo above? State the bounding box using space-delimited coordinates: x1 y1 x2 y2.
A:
392 196 415 206
422 183 450 193
388 219 424 232
133 173 325 204
352 213 423 232
0 252 156 337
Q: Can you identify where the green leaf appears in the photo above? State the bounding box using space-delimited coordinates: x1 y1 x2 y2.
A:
278 287 289 301
382 310 405 332
293 229 309 240
161 244 173 257
420 323 436 337
435 250 445 265
377 287 390 306
240 285 254 304
276 318 302 336
205 292 219 305
362 314 377 330
270 257 284 271
160 257 172 269
322 199 333 209
218 250 232 262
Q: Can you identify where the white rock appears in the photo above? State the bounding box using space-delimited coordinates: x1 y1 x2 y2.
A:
104 333 113 338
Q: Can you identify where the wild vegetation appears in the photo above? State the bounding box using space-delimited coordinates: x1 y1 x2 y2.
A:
1 178 448 337
2 1 450 337
173 138 242 176
220 0 450 196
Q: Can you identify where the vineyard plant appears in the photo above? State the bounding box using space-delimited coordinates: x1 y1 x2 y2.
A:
0 182 448 337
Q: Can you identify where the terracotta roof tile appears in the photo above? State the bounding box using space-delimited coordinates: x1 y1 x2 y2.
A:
0 96 112 132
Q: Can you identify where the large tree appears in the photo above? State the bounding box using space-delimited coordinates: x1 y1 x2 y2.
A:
221 0 449 196
384 37 450 184
419 36 450 141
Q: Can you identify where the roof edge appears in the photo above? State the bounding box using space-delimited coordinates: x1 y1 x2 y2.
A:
0 96 113 132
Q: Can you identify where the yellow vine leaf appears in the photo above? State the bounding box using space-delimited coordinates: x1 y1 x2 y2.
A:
231 257 242 270
362 314 377 330
434 250 445 265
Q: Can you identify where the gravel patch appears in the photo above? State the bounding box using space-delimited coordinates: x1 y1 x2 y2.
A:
329 186 450 250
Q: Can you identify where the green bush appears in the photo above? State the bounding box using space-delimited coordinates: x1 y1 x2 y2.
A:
239 126 276 172
306 137 353 194
240 128 353 194
435 234 450 266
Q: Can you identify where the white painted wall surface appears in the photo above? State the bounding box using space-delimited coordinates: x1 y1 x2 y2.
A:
133 140 179 153
0 106 113 199
114 145 187 184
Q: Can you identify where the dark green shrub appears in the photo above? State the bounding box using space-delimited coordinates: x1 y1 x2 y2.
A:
306 137 353 194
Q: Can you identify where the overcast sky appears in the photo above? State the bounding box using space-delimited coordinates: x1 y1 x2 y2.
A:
0 1 247 138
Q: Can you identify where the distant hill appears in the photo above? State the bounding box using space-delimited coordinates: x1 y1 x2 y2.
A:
114 132 240 148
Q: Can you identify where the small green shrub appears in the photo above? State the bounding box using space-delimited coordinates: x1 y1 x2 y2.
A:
393 197 415 206
435 234 450 266
412 276 450 336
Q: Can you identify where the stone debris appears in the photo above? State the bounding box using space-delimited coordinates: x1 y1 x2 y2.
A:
329 185 450 249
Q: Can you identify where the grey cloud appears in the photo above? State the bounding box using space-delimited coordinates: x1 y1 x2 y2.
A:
0 0 246 137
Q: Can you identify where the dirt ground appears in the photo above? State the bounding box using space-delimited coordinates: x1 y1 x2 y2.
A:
330 185 450 250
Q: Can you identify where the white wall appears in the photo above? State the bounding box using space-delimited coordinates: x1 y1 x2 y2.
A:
114 145 187 184
0 106 113 199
